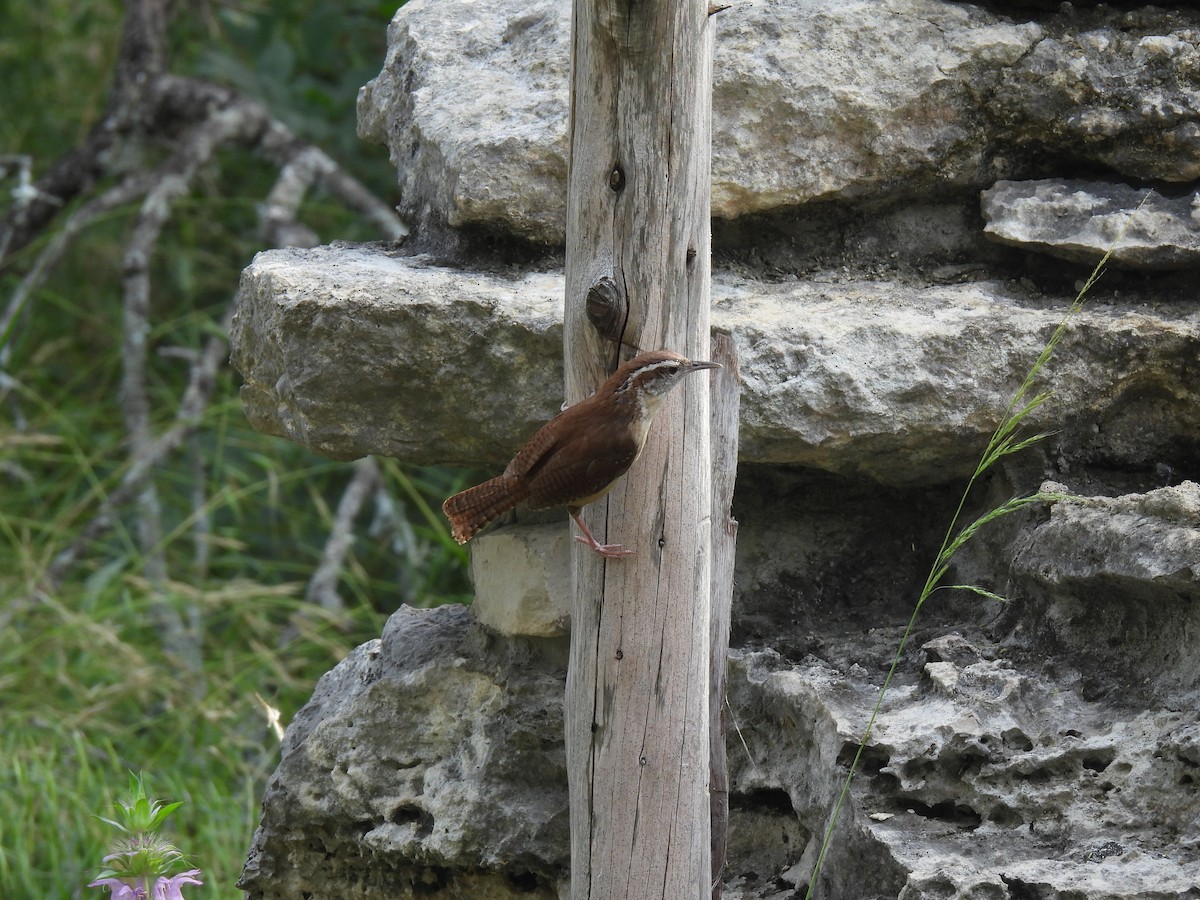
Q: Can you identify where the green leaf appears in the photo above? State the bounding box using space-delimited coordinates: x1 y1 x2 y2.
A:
148 800 184 830
943 584 1010 603
93 815 129 834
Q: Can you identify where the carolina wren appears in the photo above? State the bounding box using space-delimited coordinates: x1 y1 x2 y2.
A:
442 350 720 558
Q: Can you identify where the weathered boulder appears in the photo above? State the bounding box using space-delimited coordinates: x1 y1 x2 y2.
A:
240 605 570 899
727 636 1200 899
241 570 1200 898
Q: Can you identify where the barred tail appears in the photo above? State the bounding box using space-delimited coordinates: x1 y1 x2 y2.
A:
442 474 528 544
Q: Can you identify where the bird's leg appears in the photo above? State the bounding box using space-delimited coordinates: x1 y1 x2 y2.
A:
569 508 637 559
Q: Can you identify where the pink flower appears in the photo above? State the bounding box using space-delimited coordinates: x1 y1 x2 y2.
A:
87 877 146 899
90 870 202 900
151 870 203 899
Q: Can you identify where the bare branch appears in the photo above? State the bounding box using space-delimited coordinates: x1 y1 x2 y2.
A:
153 75 408 240
1 175 155 365
112 0 171 93
0 0 173 262
259 144 408 246
18 2 405 603
46 304 233 587
260 149 324 248
0 139 119 267
188 434 212 581
0 155 61 263
319 161 409 241
255 123 408 242
304 457 383 612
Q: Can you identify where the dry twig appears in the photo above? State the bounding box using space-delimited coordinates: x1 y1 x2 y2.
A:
305 457 384 613
9 0 406 618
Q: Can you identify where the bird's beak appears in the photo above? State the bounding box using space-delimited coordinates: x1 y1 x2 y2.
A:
690 360 722 371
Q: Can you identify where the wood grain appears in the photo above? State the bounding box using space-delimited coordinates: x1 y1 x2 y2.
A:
563 0 716 895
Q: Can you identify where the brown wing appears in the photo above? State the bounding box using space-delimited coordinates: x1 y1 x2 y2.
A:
504 414 562 479
524 417 640 510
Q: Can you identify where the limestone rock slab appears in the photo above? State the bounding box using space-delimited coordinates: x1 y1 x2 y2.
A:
358 0 1200 244
230 245 1200 487
232 246 564 469
991 18 1200 183
357 0 1041 242
982 179 1200 270
1009 482 1200 707
1019 481 1200 587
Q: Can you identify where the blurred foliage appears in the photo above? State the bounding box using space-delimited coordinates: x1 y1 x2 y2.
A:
0 2 124 157
0 1 487 897
184 0 401 194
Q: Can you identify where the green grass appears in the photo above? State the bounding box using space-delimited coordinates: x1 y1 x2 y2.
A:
0 304 474 895
0 369 473 899
0 729 257 899
1 341 474 900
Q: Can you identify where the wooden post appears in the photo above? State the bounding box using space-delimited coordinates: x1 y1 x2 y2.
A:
708 334 740 897
562 0 715 896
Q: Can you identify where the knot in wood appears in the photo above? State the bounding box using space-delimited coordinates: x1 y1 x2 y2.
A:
608 166 625 192
585 277 626 342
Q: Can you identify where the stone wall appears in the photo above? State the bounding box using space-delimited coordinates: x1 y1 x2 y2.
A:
232 0 1200 897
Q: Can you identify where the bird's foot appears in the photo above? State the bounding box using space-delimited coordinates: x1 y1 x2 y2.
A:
573 533 637 559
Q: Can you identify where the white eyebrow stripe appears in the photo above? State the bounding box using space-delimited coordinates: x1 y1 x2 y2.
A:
615 359 681 391
635 360 680 375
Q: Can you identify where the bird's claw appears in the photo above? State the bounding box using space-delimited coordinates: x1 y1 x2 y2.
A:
573 534 637 559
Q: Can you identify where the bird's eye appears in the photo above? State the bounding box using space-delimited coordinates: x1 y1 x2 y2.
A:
664 365 680 376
